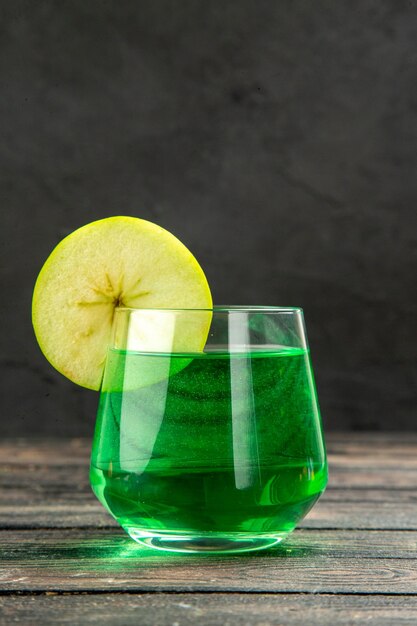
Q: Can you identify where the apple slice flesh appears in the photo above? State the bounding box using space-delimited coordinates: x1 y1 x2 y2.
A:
32 216 213 390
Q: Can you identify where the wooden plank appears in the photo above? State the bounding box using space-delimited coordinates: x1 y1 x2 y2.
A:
326 468 417 488
1 460 412 485
327 432 417 444
302 500 417 530
0 496 415 530
1 594 417 626
1 529 416 593
322 488 417 502
0 439 90 465
2 528 417 559
1 462 415 494
0 503 116 529
327 455 417 468
1 436 416 498
0 434 417 468
1 472 416 505
0 434 415 528
1 555 415 593
1 434 417 465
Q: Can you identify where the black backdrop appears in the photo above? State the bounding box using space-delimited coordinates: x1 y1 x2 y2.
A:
1 1 416 435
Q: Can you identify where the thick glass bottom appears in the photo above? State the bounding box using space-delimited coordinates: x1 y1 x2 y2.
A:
126 528 288 554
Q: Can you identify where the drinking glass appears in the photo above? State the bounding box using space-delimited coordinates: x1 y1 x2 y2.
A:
90 306 327 554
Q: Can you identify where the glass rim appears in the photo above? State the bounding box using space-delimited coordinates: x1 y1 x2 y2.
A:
114 305 303 314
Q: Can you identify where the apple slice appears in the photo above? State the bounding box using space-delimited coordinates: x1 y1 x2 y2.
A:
32 216 213 390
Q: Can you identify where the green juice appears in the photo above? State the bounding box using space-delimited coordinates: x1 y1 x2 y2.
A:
90 347 327 552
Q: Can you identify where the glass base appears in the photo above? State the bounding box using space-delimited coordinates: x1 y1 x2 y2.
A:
126 528 288 554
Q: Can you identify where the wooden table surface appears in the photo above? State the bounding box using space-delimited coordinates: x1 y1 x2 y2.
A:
1 433 417 625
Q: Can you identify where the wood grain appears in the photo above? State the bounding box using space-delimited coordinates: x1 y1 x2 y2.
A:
0 435 416 530
1 594 417 626
1 435 416 624
1 433 417 464
1 482 415 530
2 527 417 558
1 500 417 530
1 529 416 594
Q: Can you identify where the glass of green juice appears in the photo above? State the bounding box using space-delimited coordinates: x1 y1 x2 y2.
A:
90 306 327 554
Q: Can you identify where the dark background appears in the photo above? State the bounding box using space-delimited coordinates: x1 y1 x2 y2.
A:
1 1 416 436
